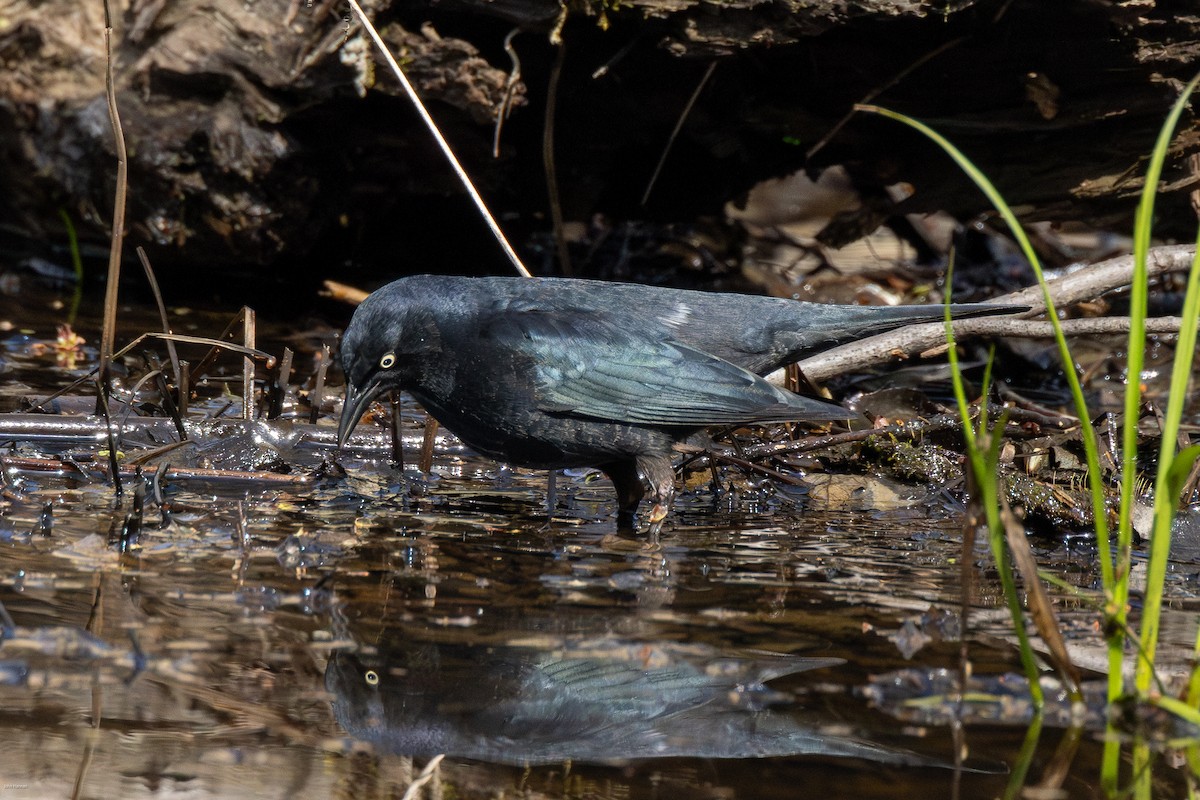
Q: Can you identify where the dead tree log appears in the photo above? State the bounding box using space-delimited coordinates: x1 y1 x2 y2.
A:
0 1 1196 283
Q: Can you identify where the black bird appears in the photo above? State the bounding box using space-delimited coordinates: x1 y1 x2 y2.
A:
338 275 1015 530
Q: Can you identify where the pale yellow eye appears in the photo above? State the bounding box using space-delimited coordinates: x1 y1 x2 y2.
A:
379 352 396 369
365 669 380 686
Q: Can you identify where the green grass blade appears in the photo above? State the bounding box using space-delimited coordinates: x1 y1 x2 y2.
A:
857 101 1132 783
1127 73 1200 701
856 103 1112 586
1167 445 1200 504
1152 695 1200 729
859 102 1110 707
1003 713 1045 800
943 254 978 452
57 209 85 327
1136 235 1200 695
944 253 1043 703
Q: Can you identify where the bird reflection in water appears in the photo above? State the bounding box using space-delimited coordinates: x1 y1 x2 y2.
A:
326 634 962 768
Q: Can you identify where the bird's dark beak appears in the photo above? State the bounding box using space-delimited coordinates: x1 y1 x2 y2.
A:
337 380 381 450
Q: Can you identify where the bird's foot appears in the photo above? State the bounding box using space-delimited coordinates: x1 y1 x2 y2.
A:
645 502 669 541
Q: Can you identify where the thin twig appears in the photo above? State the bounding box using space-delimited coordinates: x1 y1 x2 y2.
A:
492 28 521 158
731 414 964 461
591 35 640 80
187 307 267 381
1000 243 1197 315
95 377 122 496
178 359 189 420
807 38 962 161
0 455 313 485
136 247 181 389
1001 491 1083 696
544 40 571 275
310 344 330 424
389 391 404 467
345 0 531 278
99 0 128 394
642 60 717 207
138 333 272 363
267 347 293 420
963 316 1185 337
242 307 256 421
323 279 369 305
28 331 275 413
146 358 187 440
701 448 808 487
123 440 192 467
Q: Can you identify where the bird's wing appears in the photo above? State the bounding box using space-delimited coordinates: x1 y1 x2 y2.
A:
482 308 847 426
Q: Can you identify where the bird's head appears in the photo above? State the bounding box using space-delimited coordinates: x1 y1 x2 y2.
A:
337 286 442 448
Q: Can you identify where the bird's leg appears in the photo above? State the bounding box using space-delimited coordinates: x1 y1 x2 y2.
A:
637 455 676 538
601 461 645 532
545 470 558 517
602 457 676 535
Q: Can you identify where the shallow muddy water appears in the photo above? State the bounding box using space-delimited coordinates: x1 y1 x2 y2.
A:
0 288 1197 799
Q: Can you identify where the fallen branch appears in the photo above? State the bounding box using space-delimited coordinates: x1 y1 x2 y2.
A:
796 244 1196 382
1000 243 1197 316
323 279 369 305
0 455 312 485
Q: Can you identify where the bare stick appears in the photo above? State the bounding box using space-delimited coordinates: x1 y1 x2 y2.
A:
420 417 438 474
1001 492 1082 695
145 354 186 440
492 28 521 158
544 41 571 275
127 332 273 363
136 247 180 389
390 390 404 467
997 243 1196 315
309 344 330 424
806 38 961 162
95 377 122 496
345 0 532 278
795 244 1197 382
0 455 314 486
27 332 274 414
99 0 128 393
187 307 265 381
399 755 444 800
323 279 368 305
178 359 189 420
242 307 256 421
267 347 294 420
799 316 1185 383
